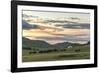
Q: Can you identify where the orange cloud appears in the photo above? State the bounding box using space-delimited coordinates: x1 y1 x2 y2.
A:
23 28 89 37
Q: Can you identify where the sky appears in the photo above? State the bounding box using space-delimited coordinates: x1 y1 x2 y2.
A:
22 10 90 44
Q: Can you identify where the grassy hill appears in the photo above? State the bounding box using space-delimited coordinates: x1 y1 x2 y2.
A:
22 37 52 49
22 37 85 50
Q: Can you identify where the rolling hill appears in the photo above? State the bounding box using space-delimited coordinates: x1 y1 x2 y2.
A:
22 37 89 50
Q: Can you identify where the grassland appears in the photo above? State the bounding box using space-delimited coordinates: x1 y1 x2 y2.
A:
22 45 90 62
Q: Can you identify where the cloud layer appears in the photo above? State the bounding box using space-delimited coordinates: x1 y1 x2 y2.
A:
22 10 90 44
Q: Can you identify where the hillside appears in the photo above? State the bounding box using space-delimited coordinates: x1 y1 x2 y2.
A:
22 37 52 49
22 37 88 50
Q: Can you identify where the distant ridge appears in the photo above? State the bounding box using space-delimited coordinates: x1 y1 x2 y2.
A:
22 37 89 49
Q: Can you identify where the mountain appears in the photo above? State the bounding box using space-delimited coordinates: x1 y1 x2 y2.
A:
22 37 52 49
22 37 85 50
53 42 71 49
53 42 82 49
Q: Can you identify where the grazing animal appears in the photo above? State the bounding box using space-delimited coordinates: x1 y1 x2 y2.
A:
75 49 80 52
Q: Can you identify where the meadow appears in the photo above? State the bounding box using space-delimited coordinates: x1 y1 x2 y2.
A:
22 45 90 62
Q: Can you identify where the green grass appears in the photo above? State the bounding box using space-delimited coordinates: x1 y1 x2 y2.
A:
22 46 90 62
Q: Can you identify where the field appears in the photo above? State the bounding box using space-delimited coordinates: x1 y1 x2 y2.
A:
22 45 90 62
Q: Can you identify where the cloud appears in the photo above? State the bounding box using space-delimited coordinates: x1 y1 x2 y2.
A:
23 28 89 37
22 11 90 44
22 20 39 30
55 23 90 29
34 35 89 41
44 20 78 24
22 14 38 18
22 24 90 44
26 35 89 44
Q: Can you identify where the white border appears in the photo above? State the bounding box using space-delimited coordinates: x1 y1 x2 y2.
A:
17 5 94 68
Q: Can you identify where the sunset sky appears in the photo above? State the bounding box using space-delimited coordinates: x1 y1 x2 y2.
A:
22 10 90 44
